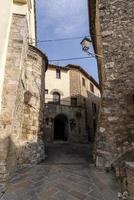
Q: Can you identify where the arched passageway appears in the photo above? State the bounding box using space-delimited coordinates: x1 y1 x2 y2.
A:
54 114 68 141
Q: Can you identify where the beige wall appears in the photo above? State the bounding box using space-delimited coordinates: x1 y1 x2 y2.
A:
45 68 70 104
69 68 100 99
79 73 100 98
0 0 13 112
45 67 100 107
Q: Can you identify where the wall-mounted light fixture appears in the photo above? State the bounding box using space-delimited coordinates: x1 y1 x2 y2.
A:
80 37 103 58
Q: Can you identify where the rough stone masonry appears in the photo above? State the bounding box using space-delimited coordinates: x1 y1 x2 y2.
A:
89 0 134 167
89 2 134 197
0 14 48 184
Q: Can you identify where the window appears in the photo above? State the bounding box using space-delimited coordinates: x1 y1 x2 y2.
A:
82 78 85 86
71 97 77 106
24 91 32 104
133 94 134 104
45 89 48 94
56 69 61 79
90 83 94 93
92 102 97 114
53 92 60 104
83 98 86 106
126 94 134 105
45 118 49 125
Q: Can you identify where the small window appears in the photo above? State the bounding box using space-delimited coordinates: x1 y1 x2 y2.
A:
83 98 86 106
71 97 77 106
133 94 134 104
24 91 32 104
92 102 97 114
82 78 85 86
126 94 134 105
45 118 49 125
53 92 60 104
56 69 61 79
90 83 94 93
45 89 48 94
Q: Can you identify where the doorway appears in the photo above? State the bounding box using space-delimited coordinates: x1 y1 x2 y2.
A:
54 114 68 141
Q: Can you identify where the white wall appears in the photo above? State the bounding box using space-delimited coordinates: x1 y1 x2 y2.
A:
0 0 13 112
45 68 70 104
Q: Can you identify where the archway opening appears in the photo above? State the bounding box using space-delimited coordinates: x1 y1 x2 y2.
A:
54 114 68 141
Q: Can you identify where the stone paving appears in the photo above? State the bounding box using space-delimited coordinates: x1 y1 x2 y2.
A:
1 143 119 200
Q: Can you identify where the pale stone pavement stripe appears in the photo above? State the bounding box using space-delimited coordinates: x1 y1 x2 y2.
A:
1 143 119 200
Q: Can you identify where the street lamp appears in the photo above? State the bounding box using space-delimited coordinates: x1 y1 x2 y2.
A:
80 37 103 58
80 37 92 51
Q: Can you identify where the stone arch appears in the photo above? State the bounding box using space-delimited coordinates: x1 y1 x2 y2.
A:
54 114 69 141
53 92 61 104
50 89 64 96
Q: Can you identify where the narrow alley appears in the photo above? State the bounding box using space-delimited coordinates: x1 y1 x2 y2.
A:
1 143 119 200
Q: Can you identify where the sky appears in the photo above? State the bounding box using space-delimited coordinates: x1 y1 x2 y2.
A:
36 0 99 82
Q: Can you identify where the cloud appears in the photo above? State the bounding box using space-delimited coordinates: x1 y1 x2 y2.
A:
37 0 89 37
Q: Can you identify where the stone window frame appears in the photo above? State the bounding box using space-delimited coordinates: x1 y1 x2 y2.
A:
82 77 86 87
71 97 77 106
53 92 61 104
90 82 94 93
126 94 134 105
133 94 134 104
92 102 97 114
45 89 49 95
56 69 61 79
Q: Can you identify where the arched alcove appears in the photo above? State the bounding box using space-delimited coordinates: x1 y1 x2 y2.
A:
54 114 68 141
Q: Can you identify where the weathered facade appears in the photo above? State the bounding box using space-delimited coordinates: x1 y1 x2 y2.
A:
0 1 48 184
88 1 134 197
88 0 134 168
44 64 100 143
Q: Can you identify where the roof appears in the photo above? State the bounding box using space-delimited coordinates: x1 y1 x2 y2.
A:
48 64 100 89
48 64 69 71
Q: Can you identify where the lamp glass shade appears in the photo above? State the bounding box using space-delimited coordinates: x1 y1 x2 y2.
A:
81 37 91 51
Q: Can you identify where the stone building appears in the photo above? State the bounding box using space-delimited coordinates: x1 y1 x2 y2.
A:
88 0 134 197
0 0 48 184
44 64 100 143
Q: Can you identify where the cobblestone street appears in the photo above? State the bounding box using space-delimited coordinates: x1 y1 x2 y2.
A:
1 143 119 200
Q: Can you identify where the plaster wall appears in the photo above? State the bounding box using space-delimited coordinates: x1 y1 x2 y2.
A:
0 0 12 112
45 68 70 104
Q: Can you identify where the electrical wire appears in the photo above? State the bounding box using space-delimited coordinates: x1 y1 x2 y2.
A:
29 33 102 44
49 56 95 62
36 36 87 43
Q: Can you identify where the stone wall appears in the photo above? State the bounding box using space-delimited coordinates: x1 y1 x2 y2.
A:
69 66 100 142
86 92 100 143
44 65 100 144
126 162 134 198
0 14 48 184
44 103 88 143
0 14 28 183
69 69 81 104
18 45 47 165
88 0 134 167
